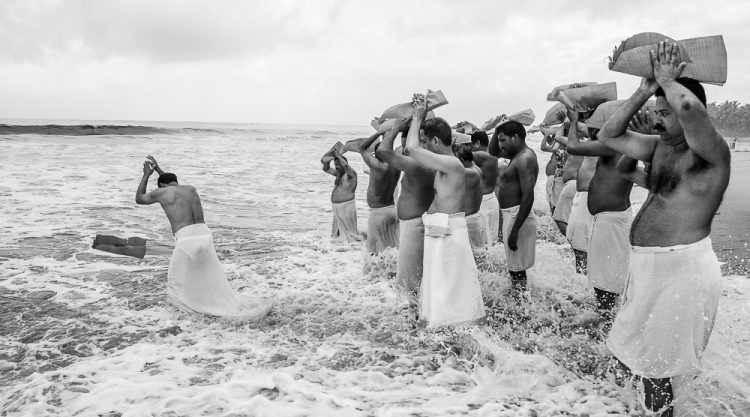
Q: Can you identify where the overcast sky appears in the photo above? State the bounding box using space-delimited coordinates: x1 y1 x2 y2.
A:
1 0 748 126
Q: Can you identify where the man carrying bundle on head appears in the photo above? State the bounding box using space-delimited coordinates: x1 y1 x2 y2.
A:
563 103 636 323
352 132 401 253
539 128 565 214
135 156 273 321
400 94 485 328
471 130 501 244
376 118 435 314
599 42 730 416
321 147 361 242
489 121 538 294
454 132 486 250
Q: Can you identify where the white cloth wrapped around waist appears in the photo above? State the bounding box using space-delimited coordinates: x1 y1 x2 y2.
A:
587 207 632 294
331 199 361 242
168 223 272 322
501 205 537 272
465 211 489 250
367 205 399 253
420 212 485 328
566 191 593 251
479 193 500 243
606 236 721 378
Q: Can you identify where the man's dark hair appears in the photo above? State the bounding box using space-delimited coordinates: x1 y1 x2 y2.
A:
471 131 489 147
421 117 452 146
655 77 706 107
454 145 474 163
158 173 178 186
496 120 526 141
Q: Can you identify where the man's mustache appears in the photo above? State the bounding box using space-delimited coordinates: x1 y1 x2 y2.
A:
653 124 666 133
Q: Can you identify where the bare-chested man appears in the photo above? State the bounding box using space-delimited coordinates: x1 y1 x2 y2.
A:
564 106 635 320
377 119 435 304
471 131 501 243
355 132 401 253
454 137 486 250
599 42 730 416
322 150 360 242
552 124 582 239
135 156 272 320
489 121 539 292
401 94 485 328
540 130 562 213
554 122 591 273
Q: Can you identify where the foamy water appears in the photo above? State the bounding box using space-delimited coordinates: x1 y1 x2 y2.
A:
1 123 748 416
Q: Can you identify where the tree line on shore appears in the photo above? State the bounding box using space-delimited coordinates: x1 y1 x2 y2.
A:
708 100 750 138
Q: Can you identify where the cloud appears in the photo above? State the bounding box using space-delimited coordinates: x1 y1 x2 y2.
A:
0 0 748 124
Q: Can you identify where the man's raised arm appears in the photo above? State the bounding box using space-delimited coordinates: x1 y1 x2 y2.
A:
135 162 162 205
565 108 617 157
653 41 730 167
598 79 659 162
404 95 461 174
376 119 424 173
146 155 164 176
617 155 648 188
334 150 356 178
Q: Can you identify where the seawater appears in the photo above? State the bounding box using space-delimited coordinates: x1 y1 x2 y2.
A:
0 122 748 416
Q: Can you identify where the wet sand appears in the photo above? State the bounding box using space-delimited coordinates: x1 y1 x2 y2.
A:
712 149 750 276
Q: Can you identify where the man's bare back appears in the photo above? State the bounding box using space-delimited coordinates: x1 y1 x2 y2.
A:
135 157 205 234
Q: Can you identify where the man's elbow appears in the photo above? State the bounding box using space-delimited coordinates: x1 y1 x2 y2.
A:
135 196 146 205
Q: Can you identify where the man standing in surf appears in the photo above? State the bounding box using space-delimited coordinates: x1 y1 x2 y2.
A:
400 94 485 328
355 133 401 253
489 121 539 294
377 118 435 311
599 42 730 416
471 130 501 243
135 156 272 321
321 149 361 242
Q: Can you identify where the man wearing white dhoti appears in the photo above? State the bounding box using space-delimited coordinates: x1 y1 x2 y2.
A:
322 149 361 242
471 131 501 243
489 120 539 293
402 94 485 328
564 104 636 320
598 42 731 416
135 156 272 321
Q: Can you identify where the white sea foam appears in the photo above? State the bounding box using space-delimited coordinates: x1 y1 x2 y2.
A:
0 125 748 416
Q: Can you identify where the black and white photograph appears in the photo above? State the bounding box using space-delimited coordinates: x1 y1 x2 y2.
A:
1 1 748 416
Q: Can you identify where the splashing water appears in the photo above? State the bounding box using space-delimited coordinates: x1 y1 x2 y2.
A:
1 122 748 416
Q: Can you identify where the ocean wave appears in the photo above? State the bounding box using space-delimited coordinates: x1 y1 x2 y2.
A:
0 124 176 136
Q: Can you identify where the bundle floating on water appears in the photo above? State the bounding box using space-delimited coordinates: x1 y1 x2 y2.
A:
380 90 448 120
550 82 618 112
608 32 727 86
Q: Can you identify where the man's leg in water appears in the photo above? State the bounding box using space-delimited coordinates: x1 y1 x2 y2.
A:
594 288 618 320
643 377 674 417
555 220 567 237
573 249 587 274
509 270 527 294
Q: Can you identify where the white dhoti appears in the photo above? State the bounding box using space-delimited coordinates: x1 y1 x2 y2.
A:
420 213 486 328
396 217 425 299
331 199 360 242
588 208 633 294
566 191 593 251
479 192 500 243
551 177 565 210
367 205 399 253
466 212 488 250
606 237 721 378
545 176 555 211
553 180 577 223
168 223 273 321
501 206 537 272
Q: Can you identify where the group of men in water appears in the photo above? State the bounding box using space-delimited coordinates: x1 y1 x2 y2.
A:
134 41 728 417
320 41 730 416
